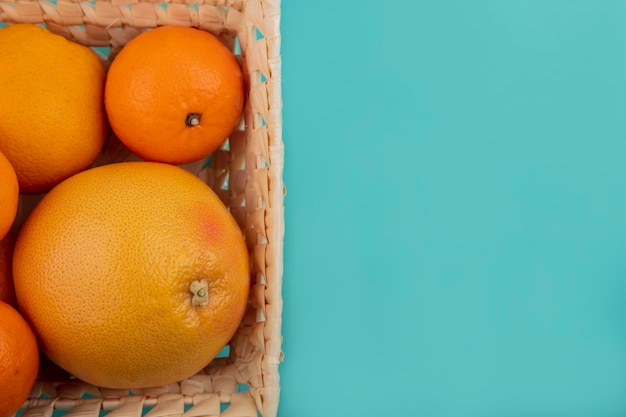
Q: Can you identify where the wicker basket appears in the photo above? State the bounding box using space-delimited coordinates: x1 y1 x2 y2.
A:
1 0 284 416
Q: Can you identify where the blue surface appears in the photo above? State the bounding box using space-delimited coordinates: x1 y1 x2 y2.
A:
280 1 626 416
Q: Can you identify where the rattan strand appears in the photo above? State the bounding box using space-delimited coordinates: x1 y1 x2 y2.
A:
3 0 283 416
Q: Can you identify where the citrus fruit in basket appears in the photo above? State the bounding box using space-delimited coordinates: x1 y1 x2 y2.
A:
0 301 39 417
0 150 18 240
13 161 250 389
104 25 244 165
0 23 107 194
0 232 17 307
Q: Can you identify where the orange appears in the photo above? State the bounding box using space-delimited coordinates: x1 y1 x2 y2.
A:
13 161 250 388
0 301 39 417
0 150 18 240
104 26 244 165
0 24 107 194
0 232 17 307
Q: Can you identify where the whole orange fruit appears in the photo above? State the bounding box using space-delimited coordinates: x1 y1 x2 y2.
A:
105 26 244 165
13 161 250 388
0 150 18 240
0 24 107 194
0 232 17 307
0 301 39 417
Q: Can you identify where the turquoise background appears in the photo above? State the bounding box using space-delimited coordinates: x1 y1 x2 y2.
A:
280 1 626 416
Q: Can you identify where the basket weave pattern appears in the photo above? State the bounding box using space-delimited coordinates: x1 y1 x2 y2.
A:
1 0 283 416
